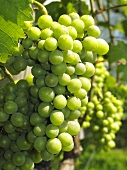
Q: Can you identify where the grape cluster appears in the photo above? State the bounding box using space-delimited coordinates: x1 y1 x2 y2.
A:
1 12 109 169
82 59 123 151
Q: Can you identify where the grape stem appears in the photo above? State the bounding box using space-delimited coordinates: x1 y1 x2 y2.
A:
33 0 48 15
0 66 14 82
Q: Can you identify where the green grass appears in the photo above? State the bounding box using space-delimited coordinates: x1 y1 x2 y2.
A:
75 145 127 170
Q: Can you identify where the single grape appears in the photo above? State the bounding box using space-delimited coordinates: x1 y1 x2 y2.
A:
44 37 57 51
45 73 58 87
75 63 86 75
38 102 54 118
46 124 59 138
62 142 74 152
51 62 67 75
34 136 47 152
38 15 53 29
53 25 69 39
49 49 63 65
50 110 64 126
58 14 72 26
33 124 46 136
58 34 73 51
67 78 82 93
63 50 75 63
10 112 24 127
81 15 95 29
87 25 101 38
40 28 53 40
94 38 109 55
68 26 77 40
12 151 26 166
39 87 55 102
58 73 71 86
69 12 80 20
67 120 80 136
58 132 73 147
71 19 85 33
27 27 41 40
67 97 81 110
37 49 50 63
46 138 62 154
82 62 95 78
72 40 82 53
53 94 67 109
82 36 98 51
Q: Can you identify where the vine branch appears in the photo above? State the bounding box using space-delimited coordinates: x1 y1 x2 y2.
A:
0 66 14 82
95 4 127 15
33 0 48 15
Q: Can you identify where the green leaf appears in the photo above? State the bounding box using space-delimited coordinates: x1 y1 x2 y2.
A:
117 64 127 81
107 41 127 64
0 0 33 63
0 16 25 55
0 0 33 27
105 75 116 88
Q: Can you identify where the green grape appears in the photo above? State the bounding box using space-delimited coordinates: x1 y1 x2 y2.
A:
79 77 91 91
71 52 80 65
4 150 13 161
62 142 74 152
63 50 75 64
62 107 71 118
33 124 46 136
30 112 45 126
13 57 27 72
29 46 39 60
81 15 95 29
53 95 67 109
4 121 15 133
6 64 19 75
12 151 26 166
68 110 81 120
38 102 54 118
75 63 86 75
0 108 9 122
34 136 47 152
59 121 68 133
58 132 73 147
51 62 67 75
31 64 46 78
50 110 64 126
87 25 101 38
58 34 73 51
44 37 57 51
67 120 80 136
12 44 24 56
51 21 60 31
10 141 19 152
82 36 98 51
22 38 33 49
0 135 11 149
71 19 85 33
27 27 41 40
16 79 29 89
37 49 50 63
21 157 34 170
53 25 69 39
67 78 82 93
46 138 62 154
40 28 53 40
8 131 18 141
94 38 109 55
38 40 45 49
36 75 45 88
81 50 97 63
16 134 31 150
67 97 81 110
53 84 66 95
27 130 36 143
66 65 75 75
58 14 72 26
45 73 58 87
68 26 77 40
74 88 87 99
3 161 16 170
69 12 80 20
96 110 104 119
10 112 24 127
49 49 63 65
30 85 39 98
39 87 55 102
83 62 95 78
38 15 53 29
41 149 54 161
58 73 71 86
72 40 82 53
46 124 59 138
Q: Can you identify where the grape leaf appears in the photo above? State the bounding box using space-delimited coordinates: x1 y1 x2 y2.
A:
0 0 33 63
107 41 127 64
117 64 127 81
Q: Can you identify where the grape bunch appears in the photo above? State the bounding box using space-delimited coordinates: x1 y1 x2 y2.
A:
1 12 109 169
82 59 123 151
